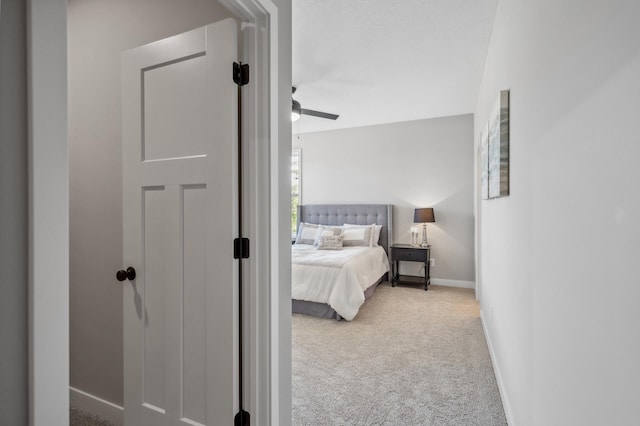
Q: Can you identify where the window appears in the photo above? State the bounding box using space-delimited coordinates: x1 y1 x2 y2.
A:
291 149 301 238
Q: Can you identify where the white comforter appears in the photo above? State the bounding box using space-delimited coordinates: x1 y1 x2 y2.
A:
291 245 390 321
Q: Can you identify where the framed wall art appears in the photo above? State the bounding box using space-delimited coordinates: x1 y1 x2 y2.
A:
487 90 510 199
480 122 489 200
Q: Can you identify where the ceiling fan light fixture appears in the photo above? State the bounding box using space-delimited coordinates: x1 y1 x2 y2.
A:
291 99 301 122
290 87 339 121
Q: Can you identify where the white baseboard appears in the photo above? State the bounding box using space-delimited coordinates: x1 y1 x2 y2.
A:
430 278 475 289
480 311 514 425
70 386 124 426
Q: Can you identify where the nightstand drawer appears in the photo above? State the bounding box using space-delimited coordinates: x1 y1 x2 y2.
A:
392 248 427 262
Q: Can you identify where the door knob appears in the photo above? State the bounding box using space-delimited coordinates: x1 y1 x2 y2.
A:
116 267 136 282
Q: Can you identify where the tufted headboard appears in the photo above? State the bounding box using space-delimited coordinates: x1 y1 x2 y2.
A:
297 204 393 260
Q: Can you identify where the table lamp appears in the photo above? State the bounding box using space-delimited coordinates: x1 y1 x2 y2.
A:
414 208 435 247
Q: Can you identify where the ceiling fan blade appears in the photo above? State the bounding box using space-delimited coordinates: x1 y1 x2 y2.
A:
301 108 339 120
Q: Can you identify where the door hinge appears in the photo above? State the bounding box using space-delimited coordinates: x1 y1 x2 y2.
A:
234 410 250 426
233 62 249 86
234 237 250 259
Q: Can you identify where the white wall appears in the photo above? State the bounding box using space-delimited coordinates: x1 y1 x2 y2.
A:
68 0 232 407
476 0 640 424
294 114 475 285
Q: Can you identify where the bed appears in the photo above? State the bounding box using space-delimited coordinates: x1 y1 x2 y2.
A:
292 204 393 320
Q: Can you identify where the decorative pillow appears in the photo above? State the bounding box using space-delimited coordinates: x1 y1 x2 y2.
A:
314 225 343 245
342 224 375 247
295 222 320 245
343 223 383 246
316 235 344 250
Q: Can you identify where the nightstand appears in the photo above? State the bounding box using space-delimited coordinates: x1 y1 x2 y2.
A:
390 244 431 290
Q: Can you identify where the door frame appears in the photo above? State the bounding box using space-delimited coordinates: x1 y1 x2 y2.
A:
27 0 291 425
219 1 292 423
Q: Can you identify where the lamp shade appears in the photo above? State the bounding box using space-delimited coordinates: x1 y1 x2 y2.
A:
414 208 435 223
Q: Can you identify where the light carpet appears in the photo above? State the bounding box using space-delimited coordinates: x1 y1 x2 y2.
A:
70 407 116 426
292 283 507 426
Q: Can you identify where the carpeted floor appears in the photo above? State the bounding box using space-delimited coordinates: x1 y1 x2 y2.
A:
292 283 507 426
70 407 116 426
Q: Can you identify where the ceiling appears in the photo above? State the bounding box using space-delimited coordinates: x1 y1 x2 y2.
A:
292 0 498 134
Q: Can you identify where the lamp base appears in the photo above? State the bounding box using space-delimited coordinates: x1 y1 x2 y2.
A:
420 224 428 247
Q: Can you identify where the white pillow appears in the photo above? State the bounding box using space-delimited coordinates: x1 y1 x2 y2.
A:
294 222 320 245
341 224 375 247
343 223 383 246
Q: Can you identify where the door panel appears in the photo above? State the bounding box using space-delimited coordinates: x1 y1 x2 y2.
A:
143 54 208 161
182 185 207 424
142 186 169 413
122 19 238 426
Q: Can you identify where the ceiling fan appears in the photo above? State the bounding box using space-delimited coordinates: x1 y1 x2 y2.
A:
291 87 339 121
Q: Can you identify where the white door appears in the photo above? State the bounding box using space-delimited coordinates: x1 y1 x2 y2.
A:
121 19 239 426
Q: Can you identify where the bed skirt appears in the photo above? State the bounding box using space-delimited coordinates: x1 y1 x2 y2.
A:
292 275 385 320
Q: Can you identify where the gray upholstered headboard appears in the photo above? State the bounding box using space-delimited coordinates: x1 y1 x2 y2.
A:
297 204 393 260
